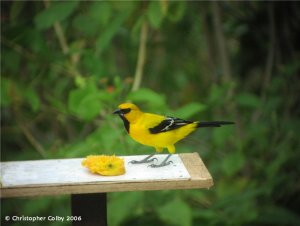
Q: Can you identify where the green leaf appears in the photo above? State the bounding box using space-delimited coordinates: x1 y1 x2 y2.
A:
68 83 102 121
89 1 111 26
34 1 79 30
147 1 163 29
236 92 262 108
82 51 105 76
85 123 123 154
72 14 99 36
167 1 186 22
108 192 143 226
173 102 207 119
157 198 192 226
75 76 86 88
212 126 234 147
127 88 166 109
24 87 40 112
95 9 131 53
222 151 245 177
72 2 111 37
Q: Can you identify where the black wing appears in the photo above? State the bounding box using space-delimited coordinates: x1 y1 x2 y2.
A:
149 117 193 134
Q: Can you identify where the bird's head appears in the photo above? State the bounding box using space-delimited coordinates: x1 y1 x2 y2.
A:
113 103 142 123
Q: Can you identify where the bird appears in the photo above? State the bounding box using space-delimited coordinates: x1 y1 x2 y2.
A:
113 103 234 167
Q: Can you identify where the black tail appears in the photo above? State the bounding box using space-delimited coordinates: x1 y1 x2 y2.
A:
197 121 235 128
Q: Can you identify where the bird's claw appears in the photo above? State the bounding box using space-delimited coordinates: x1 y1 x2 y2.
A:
148 160 173 168
129 158 158 164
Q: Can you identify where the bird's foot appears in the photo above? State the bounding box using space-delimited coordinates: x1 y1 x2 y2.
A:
148 154 173 168
129 158 158 164
148 160 173 168
129 154 157 164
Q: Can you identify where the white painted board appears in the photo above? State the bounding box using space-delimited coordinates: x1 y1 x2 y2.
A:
0 154 190 188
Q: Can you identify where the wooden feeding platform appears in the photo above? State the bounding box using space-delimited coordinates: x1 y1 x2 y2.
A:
0 152 213 226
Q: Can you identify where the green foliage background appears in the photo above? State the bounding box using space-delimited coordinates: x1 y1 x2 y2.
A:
1 1 300 226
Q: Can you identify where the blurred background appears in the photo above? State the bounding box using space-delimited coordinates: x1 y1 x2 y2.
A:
1 1 300 226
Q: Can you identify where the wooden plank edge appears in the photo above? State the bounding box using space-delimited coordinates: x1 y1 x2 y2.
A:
179 152 214 187
0 178 212 198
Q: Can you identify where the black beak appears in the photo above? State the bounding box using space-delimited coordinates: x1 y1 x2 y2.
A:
113 109 122 115
113 108 131 116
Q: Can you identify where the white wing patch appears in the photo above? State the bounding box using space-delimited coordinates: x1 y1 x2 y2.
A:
161 117 175 131
149 117 193 134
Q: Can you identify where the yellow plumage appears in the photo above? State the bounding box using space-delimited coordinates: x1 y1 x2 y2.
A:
113 103 234 167
114 103 198 154
130 113 197 154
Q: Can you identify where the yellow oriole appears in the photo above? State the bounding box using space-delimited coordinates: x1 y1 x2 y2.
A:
113 103 234 167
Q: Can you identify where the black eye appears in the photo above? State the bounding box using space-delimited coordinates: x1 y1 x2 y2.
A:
121 108 131 114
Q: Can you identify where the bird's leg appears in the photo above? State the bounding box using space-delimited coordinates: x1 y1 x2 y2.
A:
155 147 163 153
148 154 173 168
129 154 158 164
